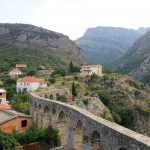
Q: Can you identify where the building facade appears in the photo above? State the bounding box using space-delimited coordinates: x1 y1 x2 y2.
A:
9 68 22 77
16 76 47 93
80 64 102 77
0 89 8 104
0 109 31 133
16 64 27 68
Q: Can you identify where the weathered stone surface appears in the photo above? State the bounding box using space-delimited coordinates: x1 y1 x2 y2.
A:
30 93 150 150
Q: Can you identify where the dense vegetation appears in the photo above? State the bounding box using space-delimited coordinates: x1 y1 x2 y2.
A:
0 124 59 150
0 23 82 73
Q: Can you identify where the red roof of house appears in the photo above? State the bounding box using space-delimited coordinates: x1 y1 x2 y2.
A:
10 68 22 73
0 104 11 110
16 64 27 67
17 76 47 83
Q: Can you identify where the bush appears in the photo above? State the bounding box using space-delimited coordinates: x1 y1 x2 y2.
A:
88 73 99 83
56 95 67 102
49 78 56 84
13 124 59 145
83 99 89 106
0 131 19 150
52 67 67 77
11 93 30 114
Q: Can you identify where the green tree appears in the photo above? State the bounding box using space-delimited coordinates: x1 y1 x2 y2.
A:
48 77 56 84
52 67 67 77
11 93 29 114
69 61 74 73
72 81 77 97
0 131 19 150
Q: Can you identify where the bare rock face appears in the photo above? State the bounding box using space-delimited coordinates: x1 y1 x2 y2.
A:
73 96 113 121
0 23 84 66
0 27 9 34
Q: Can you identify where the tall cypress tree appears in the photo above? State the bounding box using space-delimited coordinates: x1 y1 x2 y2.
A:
69 61 74 73
72 81 77 97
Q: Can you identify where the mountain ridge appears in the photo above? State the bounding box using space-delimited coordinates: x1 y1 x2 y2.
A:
76 26 150 66
0 23 84 71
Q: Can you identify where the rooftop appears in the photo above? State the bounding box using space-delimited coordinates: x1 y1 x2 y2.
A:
0 89 6 93
0 104 11 110
10 68 22 73
0 109 31 125
17 76 47 83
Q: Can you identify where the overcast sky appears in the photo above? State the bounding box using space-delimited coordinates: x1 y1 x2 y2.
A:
1 0 150 40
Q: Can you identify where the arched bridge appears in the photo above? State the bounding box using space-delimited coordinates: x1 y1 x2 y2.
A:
29 93 150 150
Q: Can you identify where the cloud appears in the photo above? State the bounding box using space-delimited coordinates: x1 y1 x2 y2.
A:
0 0 150 39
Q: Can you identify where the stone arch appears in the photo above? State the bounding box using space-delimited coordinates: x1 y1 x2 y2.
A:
51 108 57 128
45 94 48 98
49 94 54 100
33 102 38 124
30 102 34 118
91 131 103 150
56 93 60 100
38 104 42 128
58 111 68 148
74 120 84 150
43 106 50 127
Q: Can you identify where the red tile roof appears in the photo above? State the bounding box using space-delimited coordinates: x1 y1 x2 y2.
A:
16 64 27 67
0 104 11 110
10 68 22 73
17 76 47 83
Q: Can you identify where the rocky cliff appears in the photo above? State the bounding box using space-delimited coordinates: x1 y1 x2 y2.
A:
0 23 84 71
76 26 150 66
114 30 150 83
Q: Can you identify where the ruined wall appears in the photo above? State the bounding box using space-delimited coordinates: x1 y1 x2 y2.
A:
30 93 150 150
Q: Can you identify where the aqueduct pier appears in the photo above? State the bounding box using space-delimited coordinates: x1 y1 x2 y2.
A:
30 93 150 150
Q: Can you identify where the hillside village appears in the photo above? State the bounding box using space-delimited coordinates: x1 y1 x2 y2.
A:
0 58 150 149
0 24 150 150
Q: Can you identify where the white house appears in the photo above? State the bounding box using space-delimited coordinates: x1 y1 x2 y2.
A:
16 64 27 68
0 89 8 104
80 64 102 77
16 76 47 93
9 68 22 77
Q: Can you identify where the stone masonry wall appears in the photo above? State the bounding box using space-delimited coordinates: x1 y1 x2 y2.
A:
29 93 150 150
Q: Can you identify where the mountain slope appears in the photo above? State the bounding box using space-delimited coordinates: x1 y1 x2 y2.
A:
76 26 149 66
0 23 83 72
114 30 150 83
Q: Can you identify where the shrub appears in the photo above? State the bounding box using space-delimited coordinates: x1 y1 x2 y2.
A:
56 95 67 102
83 99 89 106
49 78 56 84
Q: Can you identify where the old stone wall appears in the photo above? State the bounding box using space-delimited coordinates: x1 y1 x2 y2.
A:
29 93 150 150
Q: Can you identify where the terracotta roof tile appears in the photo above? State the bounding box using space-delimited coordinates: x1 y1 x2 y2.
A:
17 76 47 83
0 104 11 110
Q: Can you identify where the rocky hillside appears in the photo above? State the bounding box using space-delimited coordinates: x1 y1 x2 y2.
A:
0 23 83 72
52 73 150 136
86 72 150 136
114 30 150 83
76 26 150 66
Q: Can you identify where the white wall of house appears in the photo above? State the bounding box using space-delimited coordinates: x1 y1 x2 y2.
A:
16 82 47 93
0 89 7 104
9 71 22 77
80 65 102 77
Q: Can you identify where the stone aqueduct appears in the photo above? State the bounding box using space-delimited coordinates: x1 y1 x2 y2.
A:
30 89 150 150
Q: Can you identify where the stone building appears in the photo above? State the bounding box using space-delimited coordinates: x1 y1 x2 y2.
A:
80 64 102 77
0 89 8 104
9 68 22 77
16 76 47 93
0 109 31 133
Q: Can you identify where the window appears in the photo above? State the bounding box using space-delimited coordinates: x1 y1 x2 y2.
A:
27 83 30 86
0 99 2 103
24 82 26 86
0 93 2 95
21 120 27 127
20 83 22 85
